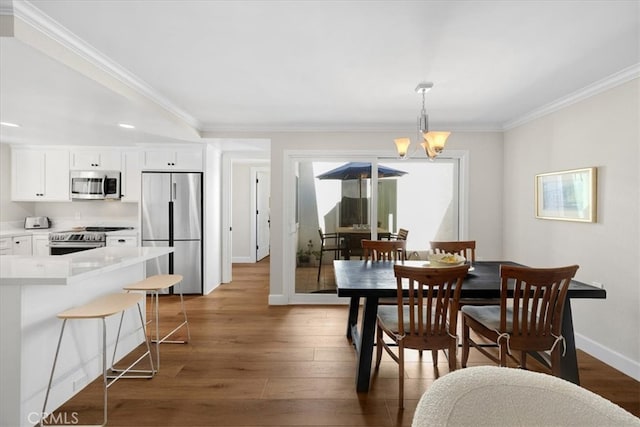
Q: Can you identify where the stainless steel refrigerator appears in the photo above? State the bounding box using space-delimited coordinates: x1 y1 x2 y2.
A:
141 172 203 294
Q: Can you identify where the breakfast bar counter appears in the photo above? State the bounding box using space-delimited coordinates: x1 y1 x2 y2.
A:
0 246 173 286
0 246 173 427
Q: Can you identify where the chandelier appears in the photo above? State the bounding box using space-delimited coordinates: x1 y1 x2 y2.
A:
394 82 450 160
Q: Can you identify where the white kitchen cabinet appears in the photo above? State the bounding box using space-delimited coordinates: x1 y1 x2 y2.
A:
142 148 203 171
0 237 11 256
32 234 50 256
106 235 138 247
12 235 32 255
70 149 121 170
120 150 141 203
11 148 70 201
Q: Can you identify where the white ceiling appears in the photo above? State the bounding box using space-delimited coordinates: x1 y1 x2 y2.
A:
0 0 638 148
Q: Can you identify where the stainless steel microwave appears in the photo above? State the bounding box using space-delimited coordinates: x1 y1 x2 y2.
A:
70 170 121 200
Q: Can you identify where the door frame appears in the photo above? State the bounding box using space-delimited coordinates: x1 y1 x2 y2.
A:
221 151 270 284
281 149 469 304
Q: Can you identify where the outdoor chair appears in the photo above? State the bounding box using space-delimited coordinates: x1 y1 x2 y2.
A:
317 229 344 282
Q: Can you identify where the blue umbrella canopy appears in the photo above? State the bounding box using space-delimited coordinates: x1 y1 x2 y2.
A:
316 162 407 180
316 162 407 224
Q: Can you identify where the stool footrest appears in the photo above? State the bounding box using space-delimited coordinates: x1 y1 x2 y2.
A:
152 320 190 344
109 350 156 380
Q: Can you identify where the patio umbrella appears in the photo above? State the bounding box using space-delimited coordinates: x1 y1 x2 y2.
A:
316 162 407 224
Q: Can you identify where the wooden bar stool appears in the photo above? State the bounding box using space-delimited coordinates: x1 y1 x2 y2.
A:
41 293 154 427
117 274 190 371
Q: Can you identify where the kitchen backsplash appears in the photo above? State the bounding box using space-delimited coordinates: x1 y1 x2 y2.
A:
34 201 137 221
1 201 137 231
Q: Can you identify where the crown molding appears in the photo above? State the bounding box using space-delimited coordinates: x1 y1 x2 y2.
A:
12 0 201 130
503 63 640 130
200 122 503 134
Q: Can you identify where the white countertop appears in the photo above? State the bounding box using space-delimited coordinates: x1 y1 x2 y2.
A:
0 246 173 286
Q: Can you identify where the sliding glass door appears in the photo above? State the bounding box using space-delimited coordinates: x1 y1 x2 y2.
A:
294 156 461 295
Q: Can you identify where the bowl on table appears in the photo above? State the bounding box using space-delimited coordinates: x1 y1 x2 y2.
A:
427 253 466 267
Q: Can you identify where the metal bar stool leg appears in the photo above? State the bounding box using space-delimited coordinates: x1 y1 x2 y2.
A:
108 299 156 378
41 319 108 427
151 286 190 345
41 320 68 426
123 274 190 372
108 302 155 380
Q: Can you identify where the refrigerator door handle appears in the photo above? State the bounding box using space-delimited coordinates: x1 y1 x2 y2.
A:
173 182 177 201
169 201 174 244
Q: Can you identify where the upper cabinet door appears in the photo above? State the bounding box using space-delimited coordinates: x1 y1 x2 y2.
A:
44 150 71 201
120 150 141 203
11 148 70 201
70 149 121 170
142 148 203 171
12 149 45 199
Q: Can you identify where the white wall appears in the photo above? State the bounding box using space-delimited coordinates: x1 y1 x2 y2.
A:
503 78 640 379
268 130 504 301
203 144 223 294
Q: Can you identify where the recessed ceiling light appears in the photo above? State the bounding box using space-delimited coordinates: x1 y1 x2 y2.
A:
118 123 135 129
1 121 20 128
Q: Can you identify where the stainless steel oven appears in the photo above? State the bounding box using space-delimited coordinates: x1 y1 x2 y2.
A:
49 231 106 255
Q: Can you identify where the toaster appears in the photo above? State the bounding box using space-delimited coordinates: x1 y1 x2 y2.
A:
24 216 51 229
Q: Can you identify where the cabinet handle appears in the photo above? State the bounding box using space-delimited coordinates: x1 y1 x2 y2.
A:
118 239 125 243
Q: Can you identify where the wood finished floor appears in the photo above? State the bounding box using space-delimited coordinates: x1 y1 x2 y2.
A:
50 258 639 426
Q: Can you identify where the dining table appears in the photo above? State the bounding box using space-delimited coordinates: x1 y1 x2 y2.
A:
334 259 607 392
336 227 391 259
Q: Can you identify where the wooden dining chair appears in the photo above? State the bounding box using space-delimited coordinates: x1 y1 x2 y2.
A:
375 264 470 409
430 240 475 263
317 229 344 282
461 264 579 377
429 240 491 307
361 239 406 262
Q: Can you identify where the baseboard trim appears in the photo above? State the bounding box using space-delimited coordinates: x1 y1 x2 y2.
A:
268 294 288 305
232 256 253 263
575 332 640 381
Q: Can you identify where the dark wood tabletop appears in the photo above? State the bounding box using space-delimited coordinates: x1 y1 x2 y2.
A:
335 260 607 299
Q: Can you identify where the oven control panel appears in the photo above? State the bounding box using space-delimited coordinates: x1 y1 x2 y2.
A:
49 232 106 242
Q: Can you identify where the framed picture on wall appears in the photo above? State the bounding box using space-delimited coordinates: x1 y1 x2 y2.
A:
535 167 597 222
